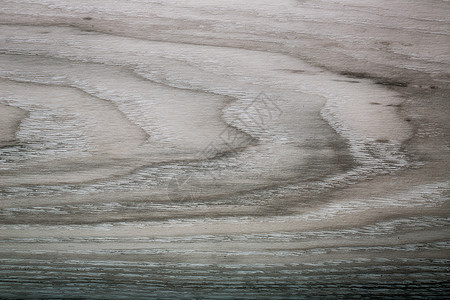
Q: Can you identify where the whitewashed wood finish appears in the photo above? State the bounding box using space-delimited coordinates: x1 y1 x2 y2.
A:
0 0 449 298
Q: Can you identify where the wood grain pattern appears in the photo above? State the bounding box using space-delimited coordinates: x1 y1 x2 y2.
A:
0 0 449 298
